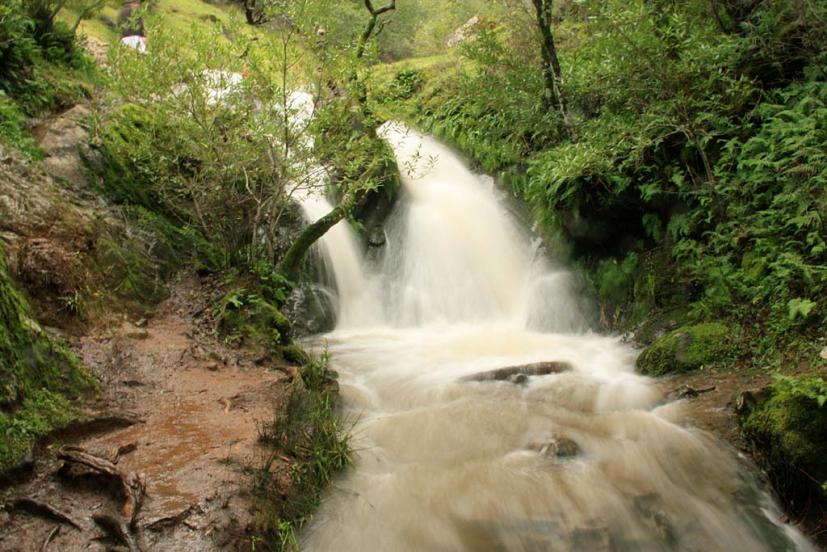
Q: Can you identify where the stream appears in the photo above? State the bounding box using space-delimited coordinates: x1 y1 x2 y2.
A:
298 123 814 551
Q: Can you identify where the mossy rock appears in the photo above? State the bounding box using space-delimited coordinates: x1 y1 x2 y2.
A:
739 383 827 516
635 322 730 376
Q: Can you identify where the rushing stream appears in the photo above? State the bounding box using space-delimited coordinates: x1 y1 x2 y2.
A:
297 123 813 551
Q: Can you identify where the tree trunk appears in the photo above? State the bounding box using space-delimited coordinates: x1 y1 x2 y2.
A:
531 0 577 141
277 1 396 281
277 192 357 281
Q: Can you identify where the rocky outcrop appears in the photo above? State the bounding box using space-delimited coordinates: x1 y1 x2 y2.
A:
445 16 483 49
37 104 94 189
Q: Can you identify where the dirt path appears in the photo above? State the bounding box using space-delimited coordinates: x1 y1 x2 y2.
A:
0 280 290 551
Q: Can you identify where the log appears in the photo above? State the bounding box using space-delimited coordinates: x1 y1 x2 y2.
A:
12 497 83 530
460 361 572 383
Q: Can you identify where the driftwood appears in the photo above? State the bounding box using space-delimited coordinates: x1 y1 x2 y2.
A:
12 497 83 530
93 512 142 552
460 361 572 383
57 446 145 526
675 384 717 399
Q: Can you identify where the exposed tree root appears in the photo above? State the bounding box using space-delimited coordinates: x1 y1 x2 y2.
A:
93 512 143 552
11 497 83 530
57 446 145 526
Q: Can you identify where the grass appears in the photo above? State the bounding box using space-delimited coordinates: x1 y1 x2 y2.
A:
252 348 350 551
62 0 242 45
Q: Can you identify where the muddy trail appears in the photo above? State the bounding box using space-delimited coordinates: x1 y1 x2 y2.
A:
0 280 292 551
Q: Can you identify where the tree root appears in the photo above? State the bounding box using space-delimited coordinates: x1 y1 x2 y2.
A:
93 512 143 552
57 446 145 526
11 497 83 530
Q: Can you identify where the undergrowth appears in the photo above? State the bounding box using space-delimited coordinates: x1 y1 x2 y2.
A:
251 349 350 551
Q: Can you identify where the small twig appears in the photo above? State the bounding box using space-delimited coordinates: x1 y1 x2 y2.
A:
41 526 60 551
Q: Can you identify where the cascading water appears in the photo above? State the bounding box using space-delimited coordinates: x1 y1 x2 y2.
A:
299 123 813 551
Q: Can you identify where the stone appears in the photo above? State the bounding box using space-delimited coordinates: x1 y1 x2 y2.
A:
635 322 730 376
446 16 483 48
38 104 93 189
820 346 827 360
529 436 581 459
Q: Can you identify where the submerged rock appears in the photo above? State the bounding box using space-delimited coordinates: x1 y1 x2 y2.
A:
528 436 581 459
460 361 571 383
635 322 729 376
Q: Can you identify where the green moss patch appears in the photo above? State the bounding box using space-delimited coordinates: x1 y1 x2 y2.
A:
740 376 827 516
635 322 730 376
0 246 96 470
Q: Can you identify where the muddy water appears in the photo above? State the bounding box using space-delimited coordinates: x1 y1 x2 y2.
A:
299 125 813 551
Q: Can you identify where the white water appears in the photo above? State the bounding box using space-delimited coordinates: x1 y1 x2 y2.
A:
299 124 813 551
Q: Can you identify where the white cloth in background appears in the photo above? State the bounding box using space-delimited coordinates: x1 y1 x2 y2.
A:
120 35 147 53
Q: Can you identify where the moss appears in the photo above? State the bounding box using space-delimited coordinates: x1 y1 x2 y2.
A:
0 245 97 470
635 322 730 376
740 381 827 516
281 343 310 366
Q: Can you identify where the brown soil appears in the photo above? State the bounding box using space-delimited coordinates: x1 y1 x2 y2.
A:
0 279 293 551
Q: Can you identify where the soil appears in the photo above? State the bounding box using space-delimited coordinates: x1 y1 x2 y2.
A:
0 279 293 551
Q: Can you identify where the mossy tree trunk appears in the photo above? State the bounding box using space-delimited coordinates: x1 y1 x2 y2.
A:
277 0 397 282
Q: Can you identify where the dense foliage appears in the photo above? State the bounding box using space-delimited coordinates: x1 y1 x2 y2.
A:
372 0 827 341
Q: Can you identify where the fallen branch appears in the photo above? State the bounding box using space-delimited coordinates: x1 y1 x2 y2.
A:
57 446 145 526
12 497 83 530
675 384 717 399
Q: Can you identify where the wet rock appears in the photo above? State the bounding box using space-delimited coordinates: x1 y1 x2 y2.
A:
460 361 571 383
528 436 580 459
508 373 529 385
367 225 386 247
635 322 730 376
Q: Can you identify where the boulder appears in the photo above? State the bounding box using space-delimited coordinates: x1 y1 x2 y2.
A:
635 322 729 376
738 380 827 519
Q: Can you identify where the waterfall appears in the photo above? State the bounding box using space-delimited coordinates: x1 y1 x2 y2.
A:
295 120 813 552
